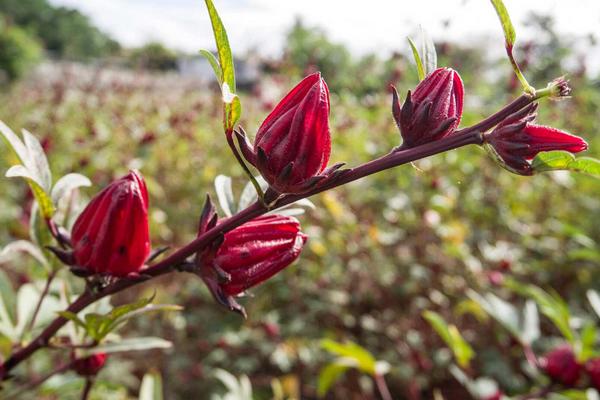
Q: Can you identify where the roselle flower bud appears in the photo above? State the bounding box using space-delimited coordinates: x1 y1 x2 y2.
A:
485 103 588 175
392 67 464 148
236 73 332 194
540 345 581 386
200 214 307 315
71 170 151 277
585 358 600 390
72 353 107 376
210 215 306 295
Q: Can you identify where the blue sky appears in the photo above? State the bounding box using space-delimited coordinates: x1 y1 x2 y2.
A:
49 0 600 68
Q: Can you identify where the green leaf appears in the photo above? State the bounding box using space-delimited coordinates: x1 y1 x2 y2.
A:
139 372 163 400
87 337 172 354
204 0 235 92
423 311 474 368
578 322 597 362
508 281 574 342
199 49 222 85
51 173 91 204
407 37 425 81
213 369 253 400
317 363 350 398
204 0 241 131
58 311 87 330
489 0 515 47
321 339 378 375
531 151 600 178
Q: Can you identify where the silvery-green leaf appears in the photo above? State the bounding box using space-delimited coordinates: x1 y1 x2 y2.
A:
522 300 540 345
215 175 235 217
0 240 49 269
22 129 52 192
238 176 267 211
87 337 172 354
6 165 55 218
139 372 163 400
51 173 91 204
419 27 437 76
0 120 29 165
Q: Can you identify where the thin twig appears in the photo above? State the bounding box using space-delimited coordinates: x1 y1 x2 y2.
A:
374 374 393 400
81 378 94 400
23 271 56 339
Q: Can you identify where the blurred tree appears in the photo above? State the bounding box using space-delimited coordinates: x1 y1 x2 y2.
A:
0 0 119 60
129 42 178 71
0 17 41 81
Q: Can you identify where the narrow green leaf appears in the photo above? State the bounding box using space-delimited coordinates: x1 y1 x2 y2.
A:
423 311 474 368
489 0 516 47
578 322 597 362
0 240 49 270
407 37 425 81
204 0 235 92
199 49 223 85
0 121 29 165
317 363 350 397
321 339 377 375
57 311 87 330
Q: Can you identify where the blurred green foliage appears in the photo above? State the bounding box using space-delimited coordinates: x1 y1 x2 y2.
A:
0 17 41 81
0 9 599 400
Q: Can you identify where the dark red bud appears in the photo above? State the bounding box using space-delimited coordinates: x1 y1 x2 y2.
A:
540 345 581 386
72 353 107 376
392 67 464 148
238 73 331 194
205 214 307 296
71 170 151 277
486 103 588 175
585 357 600 390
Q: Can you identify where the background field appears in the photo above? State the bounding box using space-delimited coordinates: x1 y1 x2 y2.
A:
0 1 599 399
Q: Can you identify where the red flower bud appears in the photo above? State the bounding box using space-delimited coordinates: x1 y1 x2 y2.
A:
585 357 600 390
72 353 107 376
486 103 588 175
392 67 464 148
71 170 151 277
540 345 581 386
211 215 306 295
236 73 331 194
200 215 307 315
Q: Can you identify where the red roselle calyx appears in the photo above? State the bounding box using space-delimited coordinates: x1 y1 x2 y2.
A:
200 214 307 316
235 73 335 194
485 103 588 175
540 345 582 386
72 353 107 376
585 358 600 390
392 67 464 149
71 170 151 277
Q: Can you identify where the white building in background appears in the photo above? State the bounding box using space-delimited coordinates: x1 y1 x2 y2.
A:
177 54 261 89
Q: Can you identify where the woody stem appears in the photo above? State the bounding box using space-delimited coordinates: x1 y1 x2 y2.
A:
0 93 536 380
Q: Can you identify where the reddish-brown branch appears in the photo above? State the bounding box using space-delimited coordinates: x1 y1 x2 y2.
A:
0 93 535 380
